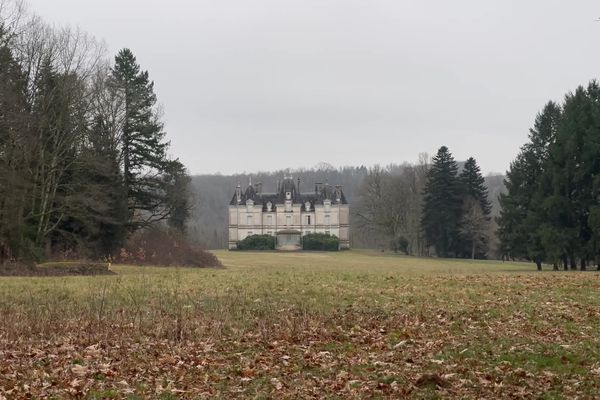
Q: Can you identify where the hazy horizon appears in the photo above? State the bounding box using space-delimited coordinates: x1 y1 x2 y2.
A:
27 0 600 176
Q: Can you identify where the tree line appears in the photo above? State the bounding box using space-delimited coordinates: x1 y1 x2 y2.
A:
498 81 600 270
0 2 189 263
356 150 494 258
189 165 505 250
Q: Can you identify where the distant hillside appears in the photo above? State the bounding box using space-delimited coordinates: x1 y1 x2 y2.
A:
189 166 505 249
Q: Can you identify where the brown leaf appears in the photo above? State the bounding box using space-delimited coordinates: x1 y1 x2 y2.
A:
415 373 450 389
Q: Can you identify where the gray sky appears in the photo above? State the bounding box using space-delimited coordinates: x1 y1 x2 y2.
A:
28 0 600 175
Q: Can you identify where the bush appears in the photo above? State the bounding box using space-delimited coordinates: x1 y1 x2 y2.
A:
117 227 221 267
302 233 340 251
236 234 275 250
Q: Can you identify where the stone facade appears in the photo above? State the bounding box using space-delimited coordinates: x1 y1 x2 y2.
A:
228 177 350 250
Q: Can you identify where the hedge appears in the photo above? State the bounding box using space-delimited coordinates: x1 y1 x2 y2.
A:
236 234 276 250
302 233 340 251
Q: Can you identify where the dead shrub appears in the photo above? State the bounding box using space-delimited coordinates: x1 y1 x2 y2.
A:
116 227 221 268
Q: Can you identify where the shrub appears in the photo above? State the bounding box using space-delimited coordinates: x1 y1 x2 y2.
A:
236 234 275 250
117 227 221 267
302 233 340 251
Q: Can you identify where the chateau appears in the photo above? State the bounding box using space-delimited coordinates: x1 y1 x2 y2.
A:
228 177 350 250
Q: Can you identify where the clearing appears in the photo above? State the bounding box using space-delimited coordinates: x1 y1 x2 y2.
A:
1 250 599 398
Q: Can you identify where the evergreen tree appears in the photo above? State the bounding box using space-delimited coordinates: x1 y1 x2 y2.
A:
421 146 463 257
497 101 561 268
77 115 128 257
460 157 492 217
0 31 30 262
111 48 170 229
589 206 600 270
542 88 591 269
164 159 191 233
458 157 492 258
497 154 532 261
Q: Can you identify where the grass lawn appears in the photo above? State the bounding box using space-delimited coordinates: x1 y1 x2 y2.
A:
1 250 599 398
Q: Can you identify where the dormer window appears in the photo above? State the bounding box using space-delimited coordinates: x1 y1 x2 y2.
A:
324 199 331 212
266 201 272 212
246 199 254 211
285 200 292 212
286 191 292 200
305 201 311 211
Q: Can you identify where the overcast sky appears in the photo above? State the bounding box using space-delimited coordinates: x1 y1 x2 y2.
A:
27 0 600 175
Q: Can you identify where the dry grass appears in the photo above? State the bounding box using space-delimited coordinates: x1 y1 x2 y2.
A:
1 250 599 398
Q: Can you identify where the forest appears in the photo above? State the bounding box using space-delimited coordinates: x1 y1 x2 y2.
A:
497 83 600 270
0 2 191 265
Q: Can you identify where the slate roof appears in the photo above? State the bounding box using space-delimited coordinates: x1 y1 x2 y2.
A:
229 177 348 209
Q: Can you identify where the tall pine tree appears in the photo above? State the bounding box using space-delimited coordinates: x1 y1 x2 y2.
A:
497 101 561 268
422 146 463 257
460 157 492 217
111 48 176 229
459 157 491 258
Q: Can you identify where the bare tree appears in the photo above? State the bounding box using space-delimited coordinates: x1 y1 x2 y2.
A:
355 156 429 255
459 197 490 260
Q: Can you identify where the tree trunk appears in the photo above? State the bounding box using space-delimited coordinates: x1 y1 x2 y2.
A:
570 256 577 271
471 243 475 260
563 256 568 271
536 260 542 271
581 259 586 271
553 263 558 271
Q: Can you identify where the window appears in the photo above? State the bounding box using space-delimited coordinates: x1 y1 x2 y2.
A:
285 200 292 212
307 215 311 225
248 231 253 236
267 215 273 225
247 215 253 226
325 230 330 235
286 191 292 200
324 199 331 212
246 199 254 212
286 215 292 226
267 231 273 235
325 214 330 225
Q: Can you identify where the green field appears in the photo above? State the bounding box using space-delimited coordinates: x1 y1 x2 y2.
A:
1 250 600 398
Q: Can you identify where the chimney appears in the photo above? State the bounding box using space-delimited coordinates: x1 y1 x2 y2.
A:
235 183 242 203
335 185 342 202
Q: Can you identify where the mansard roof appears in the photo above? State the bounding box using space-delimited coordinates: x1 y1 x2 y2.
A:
229 178 348 207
